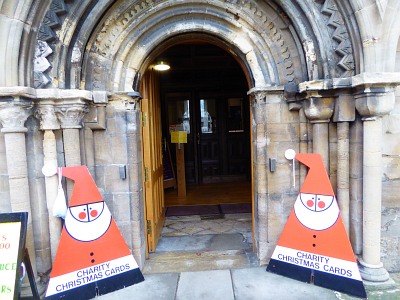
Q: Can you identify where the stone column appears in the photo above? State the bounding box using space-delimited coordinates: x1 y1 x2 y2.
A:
56 103 89 166
0 97 37 274
125 95 146 268
355 87 395 282
55 99 89 197
303 95 335 169
333 94 356 235
34 101 61 262
248 89 268 262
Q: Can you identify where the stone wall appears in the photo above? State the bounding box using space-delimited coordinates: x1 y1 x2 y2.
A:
90 97 146 268
251 88 300 264
381 86 400 272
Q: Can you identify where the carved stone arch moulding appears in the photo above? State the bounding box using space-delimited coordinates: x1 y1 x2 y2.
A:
313 0 355 78
85 0 306 91
35 0 355 90
225 0 299 83
35 0 73 88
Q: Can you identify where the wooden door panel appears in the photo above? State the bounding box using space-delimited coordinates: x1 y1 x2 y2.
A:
142 71 165 254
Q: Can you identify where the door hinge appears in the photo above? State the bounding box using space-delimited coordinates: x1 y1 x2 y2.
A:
147 220 152 235
144 167 149 182
142 112 147 127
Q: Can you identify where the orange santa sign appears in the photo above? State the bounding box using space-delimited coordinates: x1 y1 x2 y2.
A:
267 153 366 299
45 166 144 300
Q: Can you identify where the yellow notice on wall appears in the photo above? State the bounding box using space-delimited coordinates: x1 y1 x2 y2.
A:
0 222 21 300
171 131 187 144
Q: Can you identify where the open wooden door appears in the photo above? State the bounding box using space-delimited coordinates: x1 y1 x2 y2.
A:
141 70 165 254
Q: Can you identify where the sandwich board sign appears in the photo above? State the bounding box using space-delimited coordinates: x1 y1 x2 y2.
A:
45 166 144 300
267 153 367 299
0 212 27 300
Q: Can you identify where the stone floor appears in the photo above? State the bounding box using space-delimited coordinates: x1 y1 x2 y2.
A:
161 213 252 240
143 213 256 274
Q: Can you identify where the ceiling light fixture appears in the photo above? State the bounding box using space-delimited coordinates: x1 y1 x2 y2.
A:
154 60 170 71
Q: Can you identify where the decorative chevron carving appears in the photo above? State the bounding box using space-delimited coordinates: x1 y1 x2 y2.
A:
36 0 71 88
39 0 68 43
317 0 355 77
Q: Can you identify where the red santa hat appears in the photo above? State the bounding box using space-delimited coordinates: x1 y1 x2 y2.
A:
59 166 103 207
295 153 334 196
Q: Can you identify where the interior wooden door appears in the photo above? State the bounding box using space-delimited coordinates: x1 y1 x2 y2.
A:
141 71 165 254
196 96 250 183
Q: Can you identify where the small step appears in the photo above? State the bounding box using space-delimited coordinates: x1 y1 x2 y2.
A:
155 233 249 252
143 249 257 274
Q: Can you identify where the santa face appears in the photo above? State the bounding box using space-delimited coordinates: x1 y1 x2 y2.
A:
294 193 339 231
64 201 112 242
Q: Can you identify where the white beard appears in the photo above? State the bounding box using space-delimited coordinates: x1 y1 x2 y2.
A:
294 193 339 231
64 202 112 242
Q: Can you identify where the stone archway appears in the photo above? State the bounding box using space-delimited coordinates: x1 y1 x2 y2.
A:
8 0 394 279
30 0 363 268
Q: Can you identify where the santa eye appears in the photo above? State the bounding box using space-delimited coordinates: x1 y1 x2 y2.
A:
300 193 317 211
87 202 104 221
306 197 315 208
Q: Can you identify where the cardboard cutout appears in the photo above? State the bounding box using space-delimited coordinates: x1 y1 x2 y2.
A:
267 153 367 299
45 166 144 300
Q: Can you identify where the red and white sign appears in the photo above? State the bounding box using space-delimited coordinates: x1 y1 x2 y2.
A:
45 166 144 300
267 153 366 298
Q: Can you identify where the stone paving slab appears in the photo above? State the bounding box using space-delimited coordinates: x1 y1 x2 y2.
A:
176 269 234 300
232 267 339 300
95 272 179 300
143 250 251 274
95 267 400 300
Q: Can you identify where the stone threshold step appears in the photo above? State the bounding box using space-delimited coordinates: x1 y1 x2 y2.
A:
143 249 257 274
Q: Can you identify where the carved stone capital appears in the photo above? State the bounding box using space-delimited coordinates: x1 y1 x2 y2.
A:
248 87 284 123
36 89 92 129
248 91 267 123
34 101 60 130
303 96 335 123
55 102 89 129
109 92 140 111
0 100 33 133
355 88 395 121
351 72 400 120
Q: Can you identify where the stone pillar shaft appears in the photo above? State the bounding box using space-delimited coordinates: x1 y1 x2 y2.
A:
43 130 61 262
337 122 350 234
0 101 37 275
126 100 145 268
362 118 383 265
349 118 363 255
63 128 82 166
312 122 329 169
56 100 89 198
354 82 397 282
303 96 334 169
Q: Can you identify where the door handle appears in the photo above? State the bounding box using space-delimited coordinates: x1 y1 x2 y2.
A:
197 133 200 145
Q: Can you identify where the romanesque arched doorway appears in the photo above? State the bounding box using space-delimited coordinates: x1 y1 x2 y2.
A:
25 1 400 282
140 40 253 268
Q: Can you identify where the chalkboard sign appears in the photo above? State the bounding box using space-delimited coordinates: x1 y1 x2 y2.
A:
0 212 28 300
